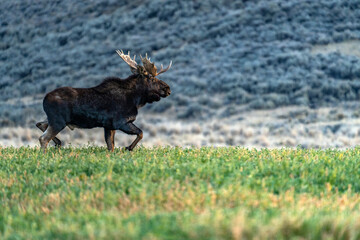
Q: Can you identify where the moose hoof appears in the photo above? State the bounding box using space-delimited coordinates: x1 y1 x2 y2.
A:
125 146 133 151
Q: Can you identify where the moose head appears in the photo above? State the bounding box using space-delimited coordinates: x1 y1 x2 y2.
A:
116 50 172 103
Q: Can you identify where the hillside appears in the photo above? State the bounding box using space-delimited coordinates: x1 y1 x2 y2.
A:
1 0 360 128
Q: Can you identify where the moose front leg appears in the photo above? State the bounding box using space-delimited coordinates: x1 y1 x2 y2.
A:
120 123 143 151
104 129 116 152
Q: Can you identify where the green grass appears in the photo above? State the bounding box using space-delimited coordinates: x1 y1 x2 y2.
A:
1 146 360 239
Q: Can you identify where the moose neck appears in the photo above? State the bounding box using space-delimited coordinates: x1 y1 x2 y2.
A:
132 75 159 109
114 75 149 109
95 75 157 109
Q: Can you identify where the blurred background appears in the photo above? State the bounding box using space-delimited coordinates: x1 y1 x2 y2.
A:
1 0 360 148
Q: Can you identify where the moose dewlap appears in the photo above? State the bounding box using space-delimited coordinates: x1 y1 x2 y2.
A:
36 50 172 152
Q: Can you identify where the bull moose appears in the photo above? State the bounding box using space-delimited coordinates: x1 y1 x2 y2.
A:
36 50 172 152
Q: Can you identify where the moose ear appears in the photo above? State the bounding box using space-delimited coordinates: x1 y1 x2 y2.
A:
137 66 148 76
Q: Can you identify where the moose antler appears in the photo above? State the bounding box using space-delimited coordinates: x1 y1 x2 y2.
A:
157 61 172 75
116 50 138 74
140 53 157 76
141 53 172 77
117 50 172 76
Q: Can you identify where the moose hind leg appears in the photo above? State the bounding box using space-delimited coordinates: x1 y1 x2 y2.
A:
120 123 143 151
104 129 116 152
36 121 62 147
39 125 64 152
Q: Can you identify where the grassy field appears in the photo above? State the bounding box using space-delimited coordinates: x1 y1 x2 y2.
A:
1 147 360 239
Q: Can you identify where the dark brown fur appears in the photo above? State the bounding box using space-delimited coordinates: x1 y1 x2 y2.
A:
36 74 170 152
